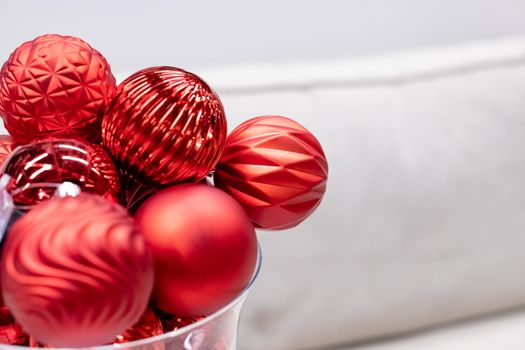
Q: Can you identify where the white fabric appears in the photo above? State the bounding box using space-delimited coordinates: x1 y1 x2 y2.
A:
181 37 525 350
350 309 525 350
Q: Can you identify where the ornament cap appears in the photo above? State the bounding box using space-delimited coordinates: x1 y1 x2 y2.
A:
54 182 81 198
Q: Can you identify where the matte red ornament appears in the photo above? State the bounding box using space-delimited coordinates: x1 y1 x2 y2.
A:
1 194 154 347
0 135 13 168
2 138 120 207
0 34 116 144
113 308 163 344
0 307 27 345
214 116 328 230
135 184 257 316
102 66 227 185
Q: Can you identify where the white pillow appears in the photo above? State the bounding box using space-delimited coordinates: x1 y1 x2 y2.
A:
191 37 525 350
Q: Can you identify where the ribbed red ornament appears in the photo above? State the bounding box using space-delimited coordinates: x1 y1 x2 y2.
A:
102 66 227 185
215 116 328 230
1 194 154 347
2 138 121 207
0 34 116 144
0 135 13 168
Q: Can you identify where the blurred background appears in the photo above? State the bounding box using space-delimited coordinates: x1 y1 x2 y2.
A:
2 0 525 72
3 1 525 349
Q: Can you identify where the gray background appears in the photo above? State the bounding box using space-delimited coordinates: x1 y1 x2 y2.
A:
1 0 525 74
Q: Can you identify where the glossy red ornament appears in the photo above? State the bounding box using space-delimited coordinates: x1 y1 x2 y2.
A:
124 179 160 214
215 116 328 230
0 306 27 345
1 194 154 347
0 135 13 168
113 308 163 344
2 138 120 207
135 184 257 316
102 66 227 185
156 308 204 332
0 34 116 144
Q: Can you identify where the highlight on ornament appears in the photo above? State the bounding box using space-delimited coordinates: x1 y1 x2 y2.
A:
0 33 328 348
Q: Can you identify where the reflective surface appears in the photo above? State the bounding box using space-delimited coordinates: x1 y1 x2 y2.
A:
102 66 227 185
2 139 121 208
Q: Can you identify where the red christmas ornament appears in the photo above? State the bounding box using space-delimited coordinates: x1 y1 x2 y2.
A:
214 116 328 230
1 194 154 347
0 306 27 345
0 34 116 144
0 135 13 168
156 308 205 332
124 179 161 214
135 184 258 316
2 138 120 207
113 308 163 344
102 66 227 185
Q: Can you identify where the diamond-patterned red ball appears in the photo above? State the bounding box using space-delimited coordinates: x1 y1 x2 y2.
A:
215 116 328 230
0 34 116 144
0 135 13 168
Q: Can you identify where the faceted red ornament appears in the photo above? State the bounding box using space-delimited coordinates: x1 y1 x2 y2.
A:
135 184 257 316
214 116 328 230
0 306 28 345
1 194 154 347
113 308 163 344
156 308 205 333
0 135 13 168
2 138 120 208
0 34 116 144
102 66 227 186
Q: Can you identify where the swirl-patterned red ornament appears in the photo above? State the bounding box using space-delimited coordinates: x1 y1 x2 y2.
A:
102 66 227 185
2 138 120 207
215 116 328 230
0 135 13 168
0 34 116 144
1 194 154 347
135 184 257 316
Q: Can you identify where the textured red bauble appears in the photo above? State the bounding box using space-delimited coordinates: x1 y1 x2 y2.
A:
135 184 257 316
0 135 13 168
1 194 154 347
0 34 116 144
0 307 27 345
113 308 163 344
156 308 204 333
123 178 161 214
214 116 328 230
2 138 120 207
102 66 227 185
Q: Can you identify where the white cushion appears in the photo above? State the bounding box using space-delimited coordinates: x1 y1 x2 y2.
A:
351 310 525 350
189 37 525 350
